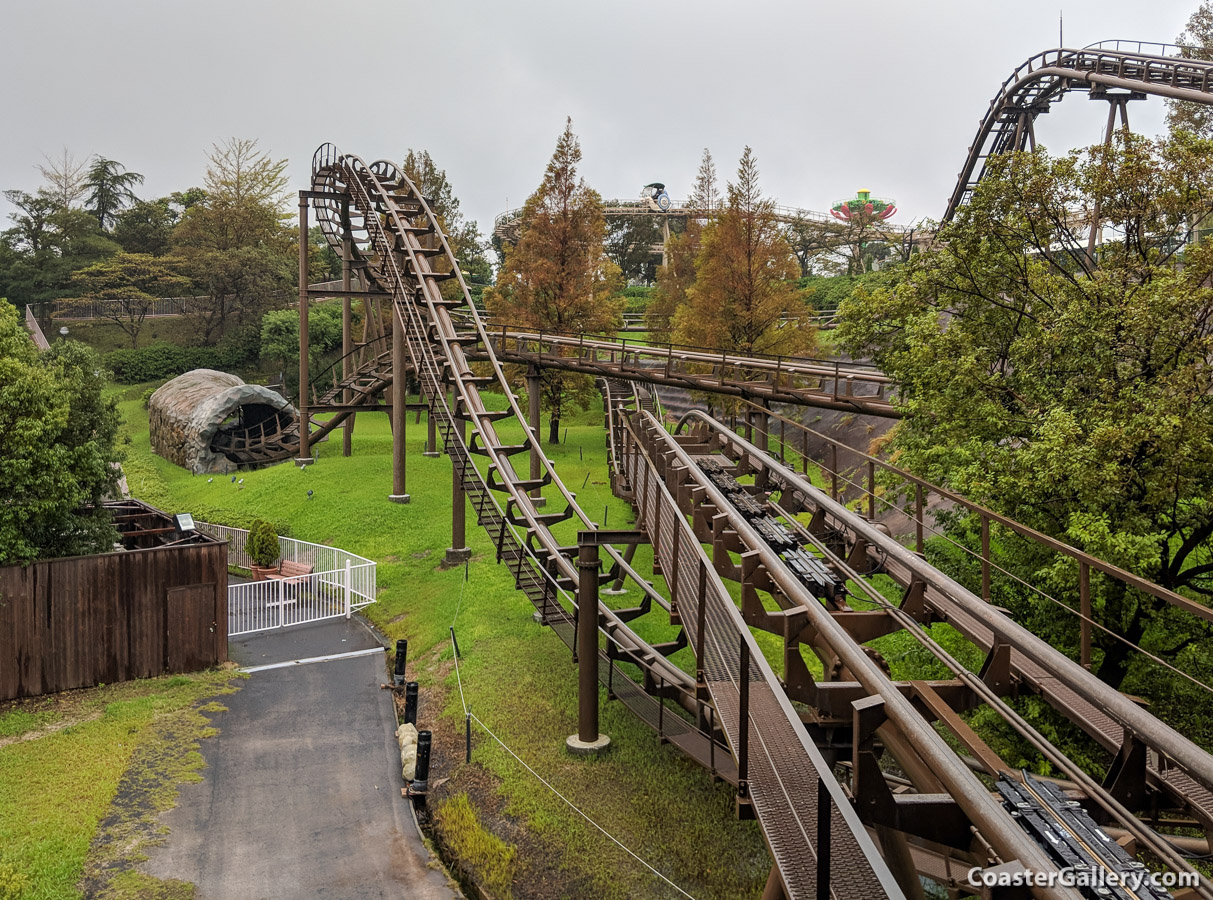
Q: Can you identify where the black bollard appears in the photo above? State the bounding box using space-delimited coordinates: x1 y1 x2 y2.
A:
412 730 432 793
404 682 419 725
393 639 408 686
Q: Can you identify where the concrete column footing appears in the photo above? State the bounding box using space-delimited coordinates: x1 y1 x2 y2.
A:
565 734 611 757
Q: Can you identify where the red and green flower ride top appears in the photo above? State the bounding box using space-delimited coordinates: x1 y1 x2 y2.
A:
830 189 897 222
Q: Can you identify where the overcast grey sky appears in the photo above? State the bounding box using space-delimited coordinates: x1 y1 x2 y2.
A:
1 0 1202 236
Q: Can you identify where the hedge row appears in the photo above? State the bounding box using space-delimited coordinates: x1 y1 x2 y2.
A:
105 341 250 384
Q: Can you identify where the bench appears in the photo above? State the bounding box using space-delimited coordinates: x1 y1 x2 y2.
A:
266 560 314 581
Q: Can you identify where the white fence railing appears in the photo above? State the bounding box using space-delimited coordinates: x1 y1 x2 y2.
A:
24 305 50 350
197 521 377 636
226 562 373 635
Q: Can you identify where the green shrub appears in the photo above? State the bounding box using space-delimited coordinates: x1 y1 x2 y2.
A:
246 520 280 568
104 332 262 384
618 285 653 313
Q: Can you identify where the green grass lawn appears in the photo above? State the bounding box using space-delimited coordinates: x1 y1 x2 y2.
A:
0 671 239 900
54 318 202 353
113 385 770 900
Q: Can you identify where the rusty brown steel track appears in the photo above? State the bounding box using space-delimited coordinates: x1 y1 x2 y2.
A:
304 145 903 899
295 136 1213 896
303 318 898 420
947 41 1213 221
669 410 1213 897
608 381 900 899
469 327 897 417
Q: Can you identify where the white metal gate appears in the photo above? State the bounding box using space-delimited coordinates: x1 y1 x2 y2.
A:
227 561 376 636
197 523 377 637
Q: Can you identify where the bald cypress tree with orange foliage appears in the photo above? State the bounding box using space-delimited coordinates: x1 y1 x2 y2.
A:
649 148 718 342
486 118 622 443
673 147 813 358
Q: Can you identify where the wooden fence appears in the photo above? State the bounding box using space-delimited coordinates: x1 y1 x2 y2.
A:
0 540 228 700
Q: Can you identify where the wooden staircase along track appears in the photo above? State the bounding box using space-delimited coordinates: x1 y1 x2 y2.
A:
300 144 1213 899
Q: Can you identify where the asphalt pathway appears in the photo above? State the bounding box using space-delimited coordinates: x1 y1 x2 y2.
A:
142 618 459 899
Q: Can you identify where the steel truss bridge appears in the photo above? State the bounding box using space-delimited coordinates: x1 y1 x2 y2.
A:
270 137 1213 900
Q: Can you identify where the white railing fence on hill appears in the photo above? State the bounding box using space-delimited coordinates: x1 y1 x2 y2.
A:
197 521 376 636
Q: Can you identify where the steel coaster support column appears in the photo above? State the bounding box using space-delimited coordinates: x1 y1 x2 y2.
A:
444 397 471 566
603 541 636 595
424 389 439 457
737 634 753 819
527 365 546 507
1086 91 1141 264
389 308 410 503
341 200 354 457
567 538 609 756
296 193 314 466
1080 561 1092 669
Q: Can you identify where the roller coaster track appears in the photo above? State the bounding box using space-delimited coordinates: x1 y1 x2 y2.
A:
469 327 897 417
299 143 1213 897
946 41 1213 222
656 410 1213 895
674 409 1213 897
305 144 909 898
493 199 921 245
295 321 896 428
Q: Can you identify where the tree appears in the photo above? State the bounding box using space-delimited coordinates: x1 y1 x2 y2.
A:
838 133 1213 689
0 195 118 306
484 119 623 443
689 148 721 215
2 190 57 255
175 139 287 251
650 228 696 342
1168 2 1213 137
85 157 143 230
70 253 191 347
172 140 294 343
672 147 813 358
401 149 491 287
650 149 719 340
605 215 662 285
260 304 343 385
38 148 90 209
0 301 121 565
114 198 180 256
